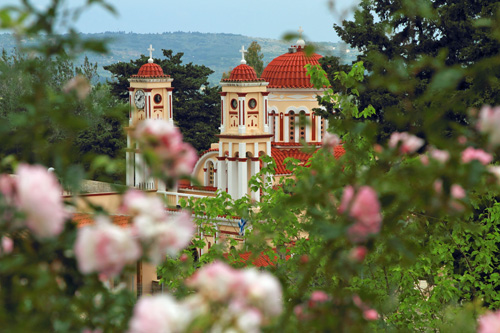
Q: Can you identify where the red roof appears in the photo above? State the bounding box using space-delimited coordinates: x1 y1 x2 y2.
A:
271 145 345 175
133 63 169 78
222 64 266 82
178 185 218 192
261 48 322 88
72 213 131 228
224 250 291 267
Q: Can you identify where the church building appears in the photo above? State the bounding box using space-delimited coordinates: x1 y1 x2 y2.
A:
126 37 344 205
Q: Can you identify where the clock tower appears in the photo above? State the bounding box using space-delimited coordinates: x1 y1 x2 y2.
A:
126 45 174 189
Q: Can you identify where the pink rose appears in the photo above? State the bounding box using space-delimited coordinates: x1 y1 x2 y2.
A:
128 295 190 333
237 268 283 317
134 119 197 178
1 236 13 254
478 310 500 333
461 147 493 165
429 147 450 164
186 261 239 301
147 211 195 264
74 216 141 277
477 105 500 146
349 246 368 262
323 132 341 148
340 186 382 243
16 164 67 238
308 291 329 307
389 132 424 154
451 184 466 199
363 309 379 321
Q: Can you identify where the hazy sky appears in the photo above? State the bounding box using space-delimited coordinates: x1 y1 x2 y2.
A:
4 0 360 42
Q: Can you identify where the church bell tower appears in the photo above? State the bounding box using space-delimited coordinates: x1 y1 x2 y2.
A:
126 45 174 189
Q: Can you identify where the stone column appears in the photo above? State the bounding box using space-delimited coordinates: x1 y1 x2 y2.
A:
219 92 227 132
238 93 247 134
166 87 174 124
238 158 248 199
250 157 260 202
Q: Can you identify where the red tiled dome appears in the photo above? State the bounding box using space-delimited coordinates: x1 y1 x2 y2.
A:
261 48 323 88
133 63 169 78
222 64 266 82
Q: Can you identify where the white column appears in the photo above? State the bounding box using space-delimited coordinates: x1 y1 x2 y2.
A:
306 115 311 142
167 89 174 124
219 94 226 133
134 151 143 188
295 118 300 143
238 158 248 199
250 158 260 202
238 94 246 134
316 116 322 142
126 133 134 186
263 94 269 133
324 119 329 136
266 141 271 156
217 158 227 191
284 115 290 143
227 159 238 199
145 91 151 119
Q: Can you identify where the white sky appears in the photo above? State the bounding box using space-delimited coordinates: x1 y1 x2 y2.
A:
2 0 360 42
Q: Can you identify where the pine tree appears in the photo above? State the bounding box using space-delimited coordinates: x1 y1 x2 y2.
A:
246 41 264 77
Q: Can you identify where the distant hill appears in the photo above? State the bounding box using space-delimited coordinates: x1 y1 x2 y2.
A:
0 31 360 86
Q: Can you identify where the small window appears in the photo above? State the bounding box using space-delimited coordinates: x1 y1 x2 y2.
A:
248 98 257 109
231 99 238 109
154 94 162 104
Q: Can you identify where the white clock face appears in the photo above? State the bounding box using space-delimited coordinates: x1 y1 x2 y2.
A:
134 90 146 109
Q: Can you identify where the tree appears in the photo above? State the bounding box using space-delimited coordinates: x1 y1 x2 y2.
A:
104 50 221 152
246 41 264 77
333 0 500 139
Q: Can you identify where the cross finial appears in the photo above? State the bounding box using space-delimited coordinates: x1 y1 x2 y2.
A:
239 45 247 65
147 44 155 63
298 26 304 38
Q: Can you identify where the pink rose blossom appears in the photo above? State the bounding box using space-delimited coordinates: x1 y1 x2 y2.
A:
128 295 190 333
121 190 194 264
477 105 500 146
349 246 368 262
63 75 91 100
237 268 283 317
340 186 382 243
478 310 500 333
74 216 141 277
308 291 329 307
451 184 466 199
429 147 450 164
186 261 239 301
147 211 195 264
1 236 13 254
0 175 17 205
323 132 341 148
461 147 493 165
134 119 197 178
363 309 379 321
388 132 424 154
16 164 67 238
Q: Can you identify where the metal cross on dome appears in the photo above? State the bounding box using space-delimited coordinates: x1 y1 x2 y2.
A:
239 45 247 64
147 44 155 63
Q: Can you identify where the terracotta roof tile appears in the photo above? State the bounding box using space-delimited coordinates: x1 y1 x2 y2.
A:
132 63 170 78
224 250 291 267
222 64 266 82
72 213 131 228
271 145 345 175
179 185 218 192
261 49 322 88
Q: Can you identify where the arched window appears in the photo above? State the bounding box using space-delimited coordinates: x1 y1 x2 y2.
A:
289 111 295 142
207 161 214 186
299 110 306 140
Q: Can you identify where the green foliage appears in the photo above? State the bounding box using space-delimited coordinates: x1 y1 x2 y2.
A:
246 41 264 77
104 50 221 152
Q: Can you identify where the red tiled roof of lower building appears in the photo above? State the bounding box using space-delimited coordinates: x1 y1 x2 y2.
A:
271 145 345 175
224 250 291 267
179 185 218 192
72 213 131 228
